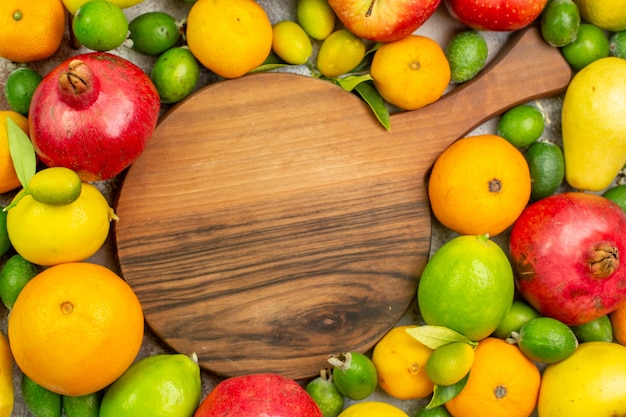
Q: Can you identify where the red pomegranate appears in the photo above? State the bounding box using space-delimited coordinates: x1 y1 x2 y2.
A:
509 192 626 326
194 373 322 417
29 52 160 181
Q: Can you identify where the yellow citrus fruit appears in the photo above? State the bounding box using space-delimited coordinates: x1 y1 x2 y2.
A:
61 0 145 15
445 338 541 417
370 35 450 111
428 134 531 236
297 0 336 40
371 325 435 400
0 110 28 194
6 183 118 266
28 167 82 205
338 401 409 417
538 341 626 416
0 0 65 63
186 0 273 78
573 0 626 32
316 29 366 78
8 262 144 396
425 341 475 387
272 20 313 65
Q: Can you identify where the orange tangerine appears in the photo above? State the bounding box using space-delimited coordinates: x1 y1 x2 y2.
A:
186 0 273 78
8 262 144 396
0 110 29 194
372 325 435 400
428 134 531 236
370 35 450 110
445 337 541 417
0 0 66 62
610 300 626 345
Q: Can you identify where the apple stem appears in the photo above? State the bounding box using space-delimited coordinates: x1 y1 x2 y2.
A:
365 0 375 17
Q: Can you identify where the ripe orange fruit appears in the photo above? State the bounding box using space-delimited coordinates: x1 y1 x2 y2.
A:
370 35 450 110
372 325 435 400
445 337 541 417
8 262 144 396
186 0 273 78
0 110 29 194
0 0 66 63
428 134 531 236
610 300 626 345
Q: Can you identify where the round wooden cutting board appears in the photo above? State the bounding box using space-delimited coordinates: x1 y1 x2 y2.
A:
114 27 571 380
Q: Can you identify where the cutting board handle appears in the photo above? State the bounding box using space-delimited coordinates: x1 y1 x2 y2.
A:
391 27 573 164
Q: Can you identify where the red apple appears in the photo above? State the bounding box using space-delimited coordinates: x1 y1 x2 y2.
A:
509 192 626 326
327 0 442 43
444 0 547 31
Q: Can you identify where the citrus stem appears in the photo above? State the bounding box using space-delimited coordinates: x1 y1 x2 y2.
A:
2 190 30 212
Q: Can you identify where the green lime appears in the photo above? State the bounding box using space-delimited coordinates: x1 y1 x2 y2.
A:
328 351 378 401
72 0 129 52
515 317 578 363
425 341 474 387
150 46 200 104
317 29 366 78
417 234 515 341
28 167 83 206
524 141 565 201
0 209 10 257
415 406 452 417
603 184 626 212
62 391 104 417
570 315 613 343
297 0 336 41
4 67 43 116
305 369 344 417
445 30 488 83
610 31 626 59
0 254 38 310
129 11 181 56
541 0 581 47
497 104 545 148
561 23 610 71
272 20 313 65
21 373 63 417
99 354 201 417
492 299 541 339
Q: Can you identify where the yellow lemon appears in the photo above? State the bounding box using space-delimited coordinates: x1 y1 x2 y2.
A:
272 20 313 65
186 0 273 78
297 0 336 40
61 0 144 15
316 29 366 78
573 0 626 32
6 183 117 266
338 401 409 417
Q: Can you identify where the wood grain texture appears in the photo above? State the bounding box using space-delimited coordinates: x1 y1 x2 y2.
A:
114 27 572 379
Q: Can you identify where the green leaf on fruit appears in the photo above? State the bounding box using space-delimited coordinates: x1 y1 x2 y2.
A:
353 81 390 131
427 372 469 409
406 325 477 349
6 117 36 190
334 74 373 92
